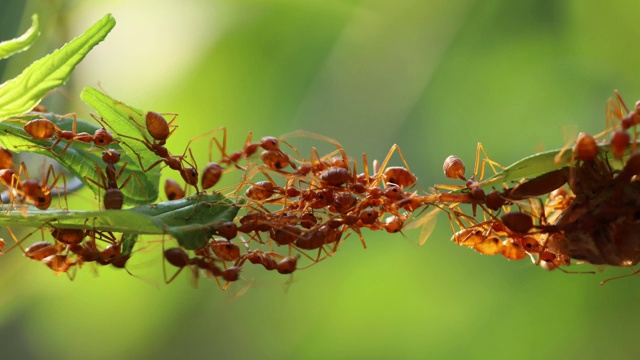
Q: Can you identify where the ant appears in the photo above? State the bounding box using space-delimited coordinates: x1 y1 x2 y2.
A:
141 111 179 144
232 167 293 205
163 243 241 290
22 113 116 157
5 225 61 260
5 225 79 277
364 144 418 190
208 127 289 169
450 218 529 261
605 90 640 159
94 112 200 190
83 149 143 209
196 128 291 191
5 161 68 210
235 238 299 275
438 143 504 216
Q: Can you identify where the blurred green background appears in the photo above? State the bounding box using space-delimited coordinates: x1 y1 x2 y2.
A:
2 0 640 359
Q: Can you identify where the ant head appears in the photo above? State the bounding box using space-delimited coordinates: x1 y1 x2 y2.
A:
276 256 298 275
101 149 121 164
383 183 405 201
359 209 379 225
384 215 404 233
520 235 541 253
110 254 131 269
94 128 115 146
35 193 52 210
212 221 238 241
299 212 318 229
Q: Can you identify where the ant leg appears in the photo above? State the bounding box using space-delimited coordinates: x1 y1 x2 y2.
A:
279 139 304 163
554 126 579 165
361 152 372 186
114 162 145 196
4 225 46 254
474 143 504 181
56 113 79 133
84 166 109 208
161 112 180 136
44 165 68 210
161 241 185 284
600 269 640 286
369 144 400 187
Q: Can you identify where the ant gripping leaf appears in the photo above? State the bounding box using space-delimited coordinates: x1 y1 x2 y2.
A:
0 194 238 251
463 142 631 193
82 87 199 191
81 87 165 176
128 193 240 250
0 113 158 205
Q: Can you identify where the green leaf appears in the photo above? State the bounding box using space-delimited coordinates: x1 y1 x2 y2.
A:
0 14 116 121
0 113 159 205
129 194 241 250
1 194 239 251
477 143 618 190
0 14 40 61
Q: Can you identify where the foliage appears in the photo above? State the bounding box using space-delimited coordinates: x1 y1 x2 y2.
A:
0 14 238 251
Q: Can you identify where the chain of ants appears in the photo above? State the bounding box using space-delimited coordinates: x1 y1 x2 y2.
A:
442 90 640 285
2 91 640 288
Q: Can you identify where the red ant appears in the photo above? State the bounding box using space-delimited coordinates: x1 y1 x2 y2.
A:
438 143 504 216
605 90 640 159
22 113 116 156
94 112 200 190
4 161 68 210
83 149 143 209
207 128 287 169
163 244 241 290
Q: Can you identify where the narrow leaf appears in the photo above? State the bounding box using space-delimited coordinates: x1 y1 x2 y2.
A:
0 14 40 61
0 194 239 251
0 14 116 120
478 143 617 190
